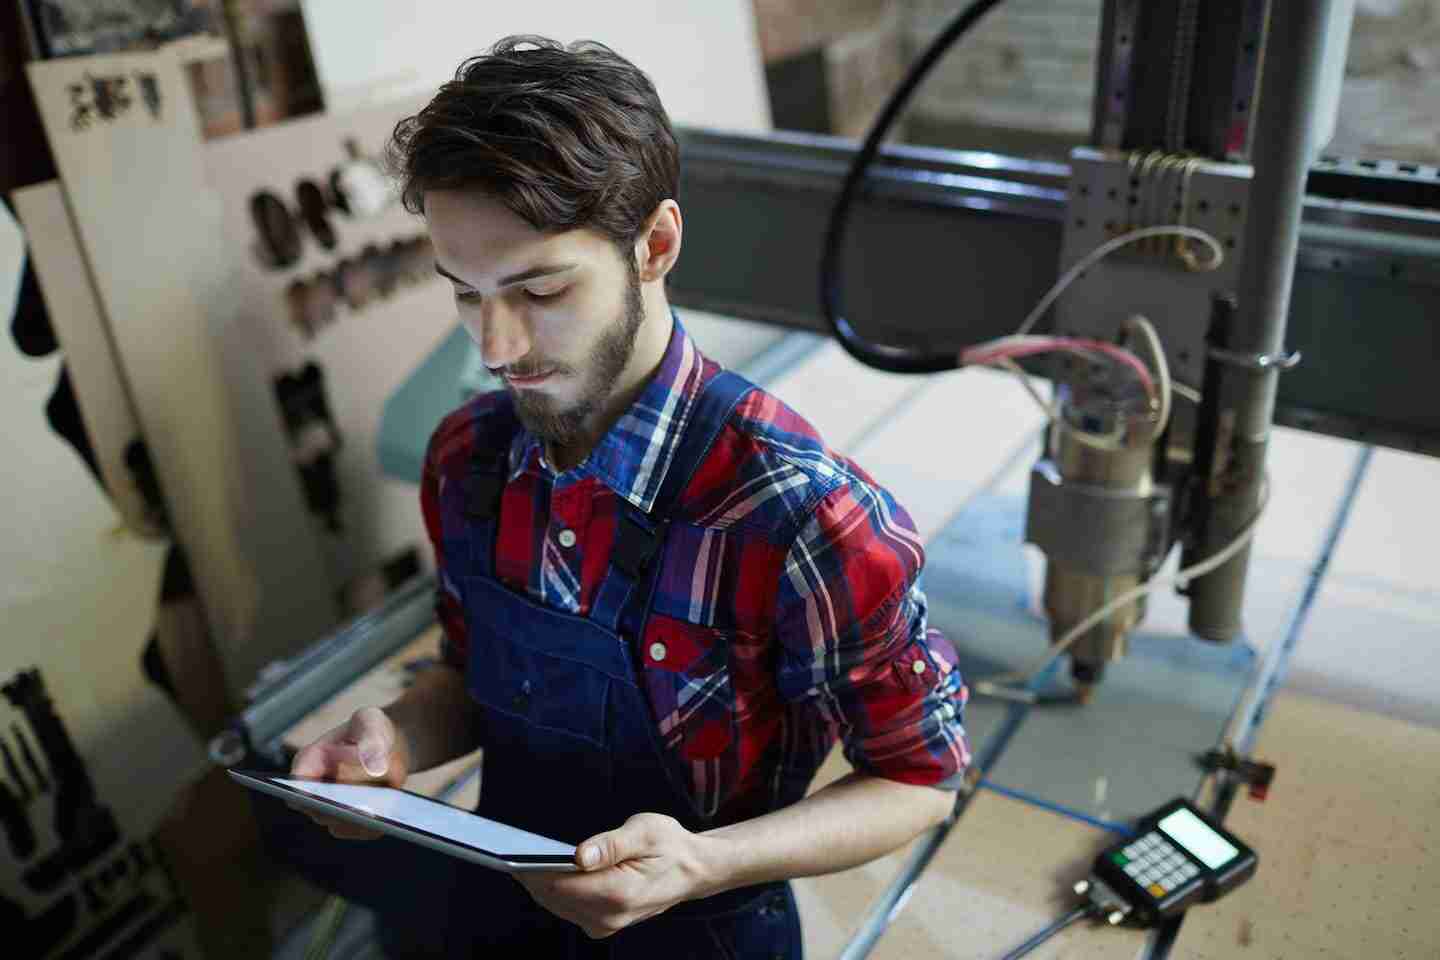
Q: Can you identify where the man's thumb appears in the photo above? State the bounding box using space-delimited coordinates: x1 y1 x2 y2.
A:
358 740 387 777
577 833 613 871
348 708 392 777
577 817 649 871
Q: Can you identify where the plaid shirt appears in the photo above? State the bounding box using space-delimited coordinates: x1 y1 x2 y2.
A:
421 316 971 823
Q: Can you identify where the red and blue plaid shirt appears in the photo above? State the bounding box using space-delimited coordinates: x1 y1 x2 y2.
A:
421 317 971 823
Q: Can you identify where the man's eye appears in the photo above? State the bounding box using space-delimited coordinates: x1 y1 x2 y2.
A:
454 285 565 303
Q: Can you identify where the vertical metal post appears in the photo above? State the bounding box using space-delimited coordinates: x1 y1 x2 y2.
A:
1235 3 1333 366
1185 2 1335 640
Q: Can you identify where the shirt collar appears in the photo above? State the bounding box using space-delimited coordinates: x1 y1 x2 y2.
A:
510 311 709 513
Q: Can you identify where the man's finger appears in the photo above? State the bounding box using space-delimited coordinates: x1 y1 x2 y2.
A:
325 818 382 840
290 745 330 779
576 815 658 871
345 707 394 777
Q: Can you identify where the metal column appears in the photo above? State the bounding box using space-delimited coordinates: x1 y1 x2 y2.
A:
1184 2 1337 640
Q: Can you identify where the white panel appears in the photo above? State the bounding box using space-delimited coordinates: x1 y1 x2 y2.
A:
0 201 207 859
763 341 932 459
300 0 772 132
847 365 1047 543
1323 448 1439 592
201 94 455 591
1288 448 1440 727
10 182 152 535
27 49 333 698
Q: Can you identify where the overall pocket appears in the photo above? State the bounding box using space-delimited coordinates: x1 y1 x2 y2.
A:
461 576 610 749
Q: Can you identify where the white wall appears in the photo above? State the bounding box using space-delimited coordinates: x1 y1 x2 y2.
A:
299 0 772 132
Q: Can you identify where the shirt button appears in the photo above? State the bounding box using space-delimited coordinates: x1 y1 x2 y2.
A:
912 660 927 675
557 528 577 548
649 642 667 662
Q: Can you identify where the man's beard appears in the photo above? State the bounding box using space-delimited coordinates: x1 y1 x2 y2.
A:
509 259 645 450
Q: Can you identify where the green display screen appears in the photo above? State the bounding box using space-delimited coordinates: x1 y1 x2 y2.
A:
1157 808 1239 869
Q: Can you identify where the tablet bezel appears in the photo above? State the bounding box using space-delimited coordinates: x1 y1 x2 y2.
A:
228 768 578 873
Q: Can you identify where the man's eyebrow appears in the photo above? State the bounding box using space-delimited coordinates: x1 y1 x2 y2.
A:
434 262 579 288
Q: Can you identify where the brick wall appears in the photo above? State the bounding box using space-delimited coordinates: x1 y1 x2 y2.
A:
1330 0 1440 162
901 0 1101 141
752 0 894 62
753 0 1440 164
824 5 910 139
752 0 911 139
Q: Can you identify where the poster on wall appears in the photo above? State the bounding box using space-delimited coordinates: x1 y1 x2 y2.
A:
3 168 205 960
26 46 338 697
2 670 199 960
204 96 474 620
24 0 221 59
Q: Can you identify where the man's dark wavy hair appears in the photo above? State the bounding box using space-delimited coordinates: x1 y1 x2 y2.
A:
388 35 680 261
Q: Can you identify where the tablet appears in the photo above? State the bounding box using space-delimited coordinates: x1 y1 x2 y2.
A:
228 769 578 872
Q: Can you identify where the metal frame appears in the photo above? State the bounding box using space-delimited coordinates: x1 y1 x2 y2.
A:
671 127 1440 456
210 574 438 766
1058 148 1256 390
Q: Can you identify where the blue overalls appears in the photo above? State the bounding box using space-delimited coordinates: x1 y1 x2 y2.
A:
436 370 803 958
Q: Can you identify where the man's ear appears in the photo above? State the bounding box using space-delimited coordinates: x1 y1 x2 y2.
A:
635 200 682 284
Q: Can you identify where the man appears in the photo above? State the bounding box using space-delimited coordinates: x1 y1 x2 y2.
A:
291 35 971 958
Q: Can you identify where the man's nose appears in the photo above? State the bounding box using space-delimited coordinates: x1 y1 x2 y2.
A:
474 298 531 369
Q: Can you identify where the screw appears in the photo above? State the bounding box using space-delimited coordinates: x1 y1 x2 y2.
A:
1108 911 1126 926
1074 880 1091 895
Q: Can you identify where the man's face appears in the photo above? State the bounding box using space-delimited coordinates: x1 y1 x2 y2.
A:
425 189 646 447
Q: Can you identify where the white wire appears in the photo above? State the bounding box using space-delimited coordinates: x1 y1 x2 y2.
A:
990 358 1121 449
994 357 1056 420
975 475 1271 695
966 334 1156 402
1173 382 1202 404
968 226 1232 702
1125 314 1171 437
973 226 1222 443
1014 225 1224 339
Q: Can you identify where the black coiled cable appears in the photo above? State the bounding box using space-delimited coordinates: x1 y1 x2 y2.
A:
820 0 1010 373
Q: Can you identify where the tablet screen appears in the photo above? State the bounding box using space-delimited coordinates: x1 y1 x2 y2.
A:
271 776 576 862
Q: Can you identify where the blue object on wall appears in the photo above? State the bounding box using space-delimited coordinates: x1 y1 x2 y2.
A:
376 325 499 483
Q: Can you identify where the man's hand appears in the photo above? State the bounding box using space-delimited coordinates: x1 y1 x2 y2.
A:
286 706 411 839
514 813 721 939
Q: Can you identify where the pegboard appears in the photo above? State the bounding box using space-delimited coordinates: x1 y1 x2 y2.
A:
1057 147 1254 393
201 94 458 603
1173 693 1440 959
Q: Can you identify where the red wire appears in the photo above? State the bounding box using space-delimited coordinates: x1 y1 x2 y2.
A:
961 338 1156 399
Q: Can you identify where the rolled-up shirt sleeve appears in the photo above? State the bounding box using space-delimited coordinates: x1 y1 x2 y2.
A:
774 478 972 789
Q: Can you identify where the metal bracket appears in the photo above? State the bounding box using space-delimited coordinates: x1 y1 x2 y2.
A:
1025 460 1172 576
1206 346 1302 371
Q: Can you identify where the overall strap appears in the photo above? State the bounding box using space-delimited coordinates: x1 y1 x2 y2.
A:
460 395 521 579
589 371 754 633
